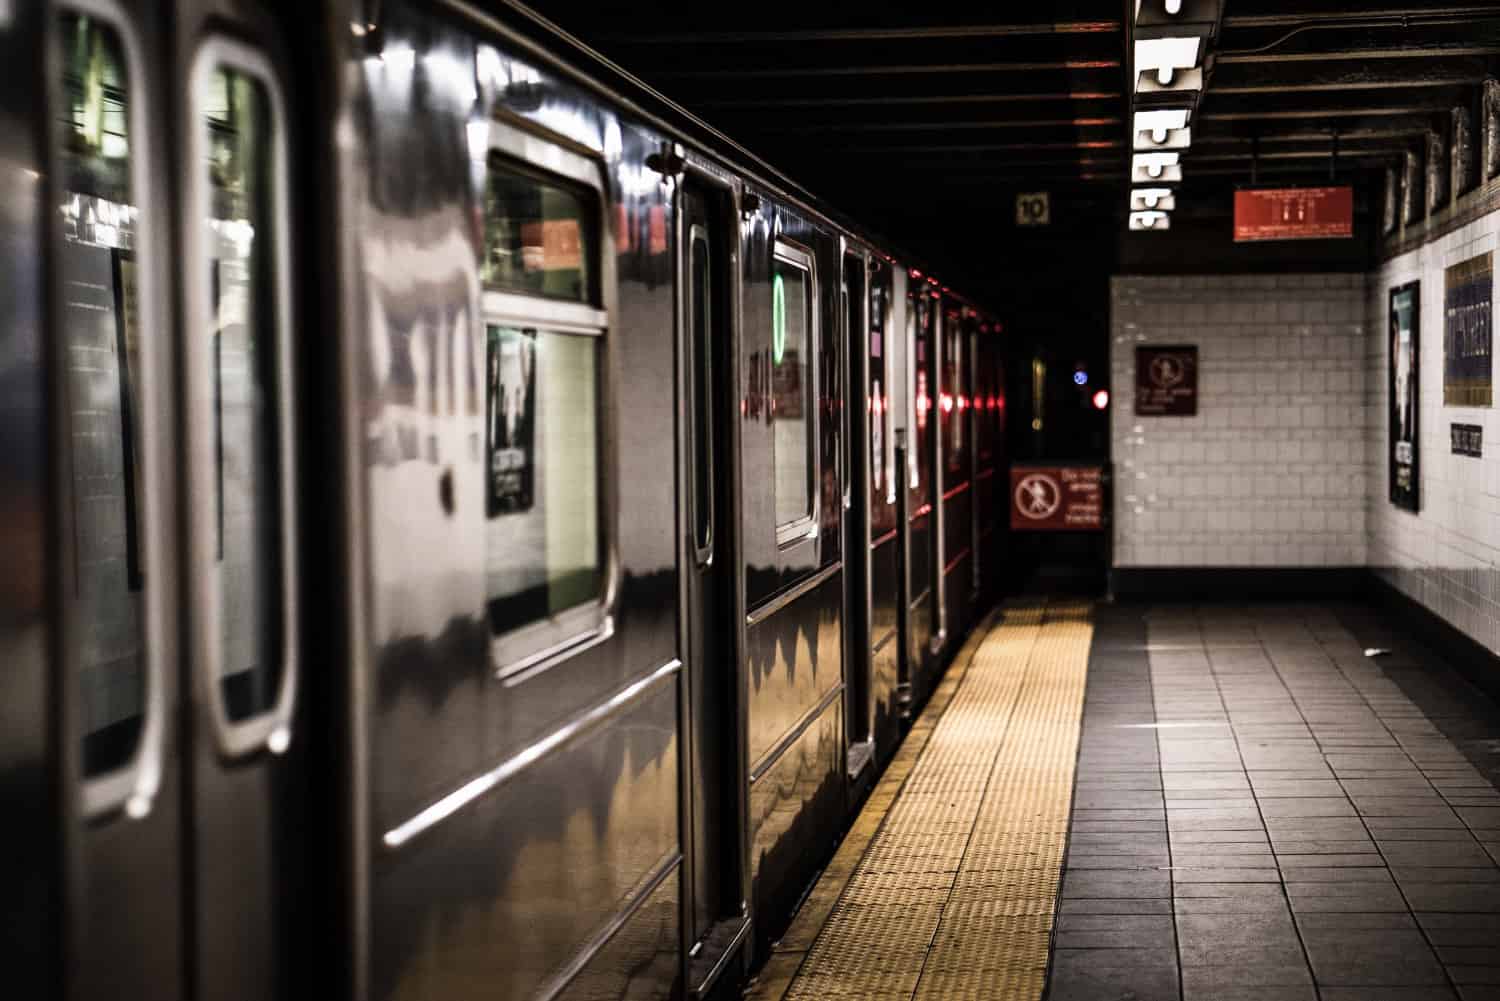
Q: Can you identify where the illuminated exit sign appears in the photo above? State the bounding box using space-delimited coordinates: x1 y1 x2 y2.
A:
1233 186 1353 242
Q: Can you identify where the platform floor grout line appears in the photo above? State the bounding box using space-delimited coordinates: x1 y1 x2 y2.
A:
750 599 1094 1001
743 607 1003 1001
1056 603 1500 1001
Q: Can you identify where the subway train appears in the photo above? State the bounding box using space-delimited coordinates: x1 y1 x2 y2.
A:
2 1 1008 998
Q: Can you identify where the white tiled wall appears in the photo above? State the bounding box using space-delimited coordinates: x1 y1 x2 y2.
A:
1367 213 1500 655
1110 274 1369 568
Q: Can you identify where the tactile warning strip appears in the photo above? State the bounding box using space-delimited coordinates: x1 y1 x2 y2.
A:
751 600 1093 1001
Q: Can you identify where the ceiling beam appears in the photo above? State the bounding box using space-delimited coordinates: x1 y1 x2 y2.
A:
744 117 1121 134
695 91 1122 110
818 139 1124 153
652 60 1121 79
1176 160 1390 176
596 21 1121 44
1193 118 1435 143
1217 44 1500 66
1208 56 1492 93
703 97 1121 128
1199 88 1469 117
1187 146 1404 162
1201 106 1450 122
1222 4 1500 30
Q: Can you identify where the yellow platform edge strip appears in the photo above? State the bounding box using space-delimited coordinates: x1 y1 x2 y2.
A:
748 599 1094 1001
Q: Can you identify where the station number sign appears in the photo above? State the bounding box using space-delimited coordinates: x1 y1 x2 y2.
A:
1015 192 1050 227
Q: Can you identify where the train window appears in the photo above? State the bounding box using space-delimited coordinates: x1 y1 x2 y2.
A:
56 10 148 778
943 309 966 478
482 159 597 304
869 276 896 540
910 292 930 505
196 61 286 723
481 150 609 675
869 281 889 502
772 241 817 543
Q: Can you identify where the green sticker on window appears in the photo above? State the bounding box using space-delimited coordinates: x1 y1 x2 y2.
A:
772 273 786 364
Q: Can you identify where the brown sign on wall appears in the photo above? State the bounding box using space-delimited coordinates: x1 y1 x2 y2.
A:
1135 345 1198 416
1010 465 1104 532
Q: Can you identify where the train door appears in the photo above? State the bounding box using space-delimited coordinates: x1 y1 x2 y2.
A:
841 251 873 780
968 315 982 603
930 298 947 654
680 177 749 995
171 3 305 999
46 2 186 998
905 283 937 690
1 2 58 994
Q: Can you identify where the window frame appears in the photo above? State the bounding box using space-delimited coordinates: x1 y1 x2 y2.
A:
872 274 896 506
770 238 820 549
687 222 715 565
474 118 618 684
185 35 299 760
52 0 169 819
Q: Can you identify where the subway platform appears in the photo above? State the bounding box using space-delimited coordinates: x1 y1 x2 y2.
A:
747 601 1500 1001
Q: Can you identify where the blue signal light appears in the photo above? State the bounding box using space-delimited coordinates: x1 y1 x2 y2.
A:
1073 370 1089 386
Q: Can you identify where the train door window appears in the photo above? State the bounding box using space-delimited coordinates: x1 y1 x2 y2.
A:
187 39 298 756
910 291 930 506
869 276 895 538
195 55 285 724
772 241 817 545
690 226 713 556
943 308 965 480
480 147 609 675
56 9 150 779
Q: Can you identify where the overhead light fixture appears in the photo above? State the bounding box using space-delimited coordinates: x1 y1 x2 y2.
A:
1134 37 1200 88
1136 66 1203 95
1134 109 1189 144
1133 162 1182 184
1131 188 1176 211
1130 211 1171 231
1132 151 1181 180
1134 125 1191 151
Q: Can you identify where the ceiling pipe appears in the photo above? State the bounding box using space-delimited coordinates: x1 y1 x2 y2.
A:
1452 104 1475 202
1483 79 1500 183
1426 128 1448 214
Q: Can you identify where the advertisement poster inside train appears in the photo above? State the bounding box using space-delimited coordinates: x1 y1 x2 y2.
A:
1389 282 1420 512
1443 251 1492 407
486 326 537 516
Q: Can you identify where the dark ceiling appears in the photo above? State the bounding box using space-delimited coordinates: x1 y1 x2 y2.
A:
521 1 1500 291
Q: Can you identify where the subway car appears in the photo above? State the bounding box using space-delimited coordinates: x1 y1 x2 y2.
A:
1 1 1007 998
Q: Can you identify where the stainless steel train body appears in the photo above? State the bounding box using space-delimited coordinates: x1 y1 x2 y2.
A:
1 1 1009 998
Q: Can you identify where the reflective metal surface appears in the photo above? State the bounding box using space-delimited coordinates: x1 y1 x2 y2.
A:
339 3 685 996
1 1 56 994
13 2 1013 997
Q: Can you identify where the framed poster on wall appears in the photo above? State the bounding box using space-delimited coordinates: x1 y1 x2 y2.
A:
1389 281 1420 512
1443 251 1492 407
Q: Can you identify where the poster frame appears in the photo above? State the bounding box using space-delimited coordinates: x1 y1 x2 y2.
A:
1442 250 1493 408
1389 280 1421 512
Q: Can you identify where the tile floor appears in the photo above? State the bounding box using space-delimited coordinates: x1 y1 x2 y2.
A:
1056 602 1500 1001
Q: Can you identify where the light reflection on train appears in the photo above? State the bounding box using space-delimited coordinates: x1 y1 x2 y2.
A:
5 1 1008 999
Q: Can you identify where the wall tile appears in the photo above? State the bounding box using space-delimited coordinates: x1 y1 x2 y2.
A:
1369 221 1500 656
1111 274 1367 569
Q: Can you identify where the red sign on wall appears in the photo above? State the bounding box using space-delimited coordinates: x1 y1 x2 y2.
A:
1010 465 1104 532
1233 186 1353 242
